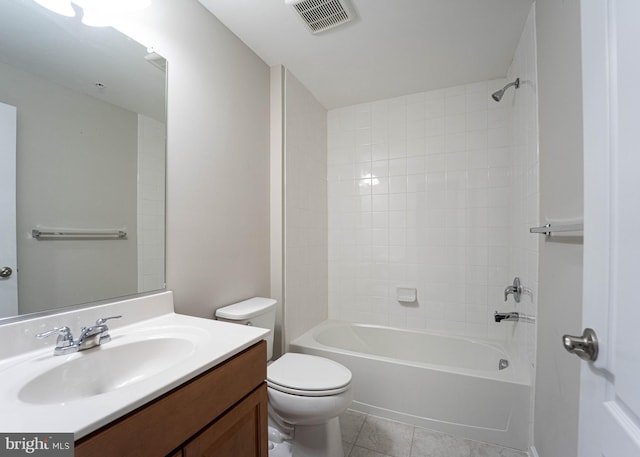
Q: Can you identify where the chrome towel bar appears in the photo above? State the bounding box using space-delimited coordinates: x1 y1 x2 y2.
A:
529 223 583 236
32 229 127 240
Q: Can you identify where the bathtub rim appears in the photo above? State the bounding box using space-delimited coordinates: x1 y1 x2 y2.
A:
289 319 530 386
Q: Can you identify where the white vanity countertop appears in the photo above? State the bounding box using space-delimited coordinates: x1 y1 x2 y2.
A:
0 301 269 439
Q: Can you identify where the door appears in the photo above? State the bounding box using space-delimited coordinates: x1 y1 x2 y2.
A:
0 102 17 318
579 0 640 455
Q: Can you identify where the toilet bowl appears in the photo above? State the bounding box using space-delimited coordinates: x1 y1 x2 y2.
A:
267 353 352 457
216 298 352 457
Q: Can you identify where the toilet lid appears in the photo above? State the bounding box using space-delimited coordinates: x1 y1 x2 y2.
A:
267 353 352 396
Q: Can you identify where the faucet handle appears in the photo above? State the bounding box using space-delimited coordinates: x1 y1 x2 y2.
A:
36 326 74 347
96 315 122 326
95 315 121 344
504 277 522 303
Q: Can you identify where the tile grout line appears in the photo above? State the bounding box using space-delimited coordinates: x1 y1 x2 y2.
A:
351 412 416 457
407 424 416 457
347 411 368 457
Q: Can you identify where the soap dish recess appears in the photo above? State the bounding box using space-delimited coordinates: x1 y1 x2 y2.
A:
397 287 417 303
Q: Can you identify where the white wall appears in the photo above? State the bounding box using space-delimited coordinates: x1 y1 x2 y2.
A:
533 0 584 456
327 81 514 339
0 61 138 314
283 69 328 345
137 114 166 293
270 65 285 356
115 0 271 318
0 102 17 318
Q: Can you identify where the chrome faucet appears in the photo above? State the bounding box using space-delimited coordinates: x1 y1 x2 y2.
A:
494 311 520 323
494 310 535 323
35 326 75 356
504 277 522 303
36 315 122 355
76 316 119 350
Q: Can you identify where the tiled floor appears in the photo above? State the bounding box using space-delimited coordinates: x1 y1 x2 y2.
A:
340 410 529 457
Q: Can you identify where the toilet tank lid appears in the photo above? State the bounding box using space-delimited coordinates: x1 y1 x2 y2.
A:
215 297 277 320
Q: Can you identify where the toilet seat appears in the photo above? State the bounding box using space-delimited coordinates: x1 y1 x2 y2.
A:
267 353 352 397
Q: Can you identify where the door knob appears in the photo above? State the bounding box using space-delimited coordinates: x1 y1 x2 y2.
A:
0 266 12 279
562 328 598 362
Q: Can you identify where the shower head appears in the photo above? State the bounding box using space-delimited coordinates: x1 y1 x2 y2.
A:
491 78 520 102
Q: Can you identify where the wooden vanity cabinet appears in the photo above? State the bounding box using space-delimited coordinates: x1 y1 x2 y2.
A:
182 385 266 457
75 341 268 457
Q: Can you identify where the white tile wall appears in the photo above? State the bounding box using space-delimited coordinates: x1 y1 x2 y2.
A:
507 4 539 435
328 79 513 339
324 8 539 448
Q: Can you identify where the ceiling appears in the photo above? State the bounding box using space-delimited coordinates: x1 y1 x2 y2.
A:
198 0 533 109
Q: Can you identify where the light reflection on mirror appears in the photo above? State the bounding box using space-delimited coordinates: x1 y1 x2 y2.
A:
34 0 153 28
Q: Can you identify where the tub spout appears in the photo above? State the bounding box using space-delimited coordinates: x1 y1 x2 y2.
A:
494 311 536 323
494 311 520 323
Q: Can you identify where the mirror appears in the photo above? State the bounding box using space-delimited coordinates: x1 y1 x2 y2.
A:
0 0 166 320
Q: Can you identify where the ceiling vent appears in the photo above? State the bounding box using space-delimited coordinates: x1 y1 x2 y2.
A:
286 0 354 34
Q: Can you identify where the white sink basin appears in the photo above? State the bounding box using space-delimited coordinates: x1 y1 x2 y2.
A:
18 337 195 404
0 309 269 439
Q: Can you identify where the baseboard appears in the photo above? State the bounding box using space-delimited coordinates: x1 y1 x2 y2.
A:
529 445 540 457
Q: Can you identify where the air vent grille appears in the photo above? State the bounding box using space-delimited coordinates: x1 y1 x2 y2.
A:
289 0 353 34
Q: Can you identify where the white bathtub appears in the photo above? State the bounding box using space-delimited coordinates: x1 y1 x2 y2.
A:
289 320 530 451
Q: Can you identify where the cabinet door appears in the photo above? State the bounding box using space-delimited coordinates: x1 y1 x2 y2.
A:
183 385 267 457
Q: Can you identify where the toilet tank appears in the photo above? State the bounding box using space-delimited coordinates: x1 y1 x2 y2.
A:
215 297 277 361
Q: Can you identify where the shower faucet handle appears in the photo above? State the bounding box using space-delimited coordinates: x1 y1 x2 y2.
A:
504 277 522 303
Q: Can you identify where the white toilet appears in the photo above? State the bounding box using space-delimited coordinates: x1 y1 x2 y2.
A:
216 297 352 457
